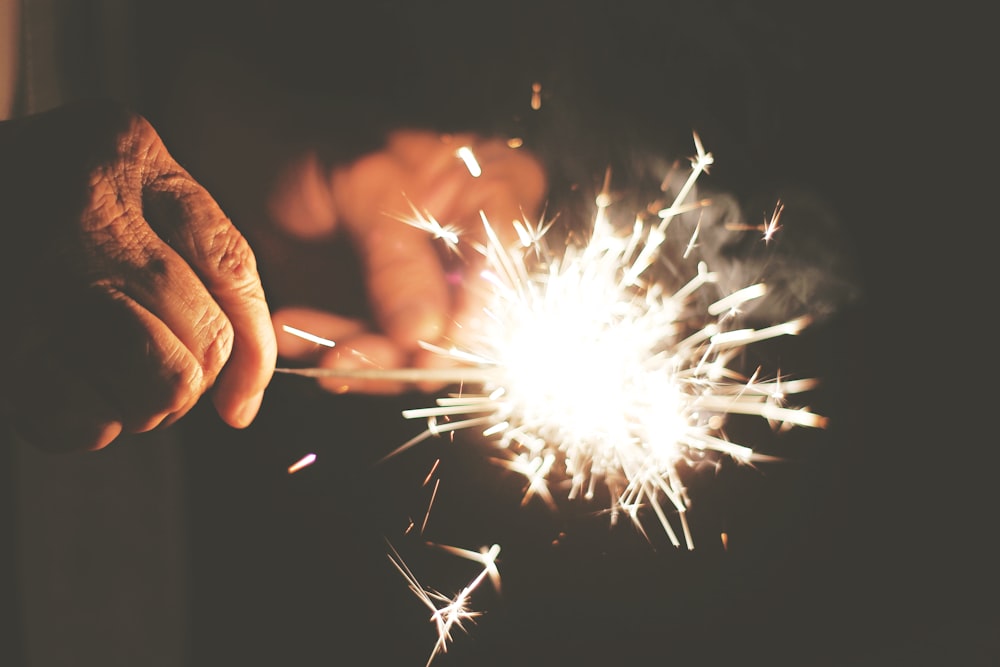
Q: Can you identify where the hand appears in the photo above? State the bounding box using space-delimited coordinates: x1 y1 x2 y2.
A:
0 100 277 452
268 129 546 394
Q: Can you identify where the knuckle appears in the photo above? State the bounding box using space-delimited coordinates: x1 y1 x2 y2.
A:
150 348 204 417
122 110 163 160
123 108 155 137
202 227 267 304
193 305 235 377
86 182 145 242
207 225 256 277
90 102 160 165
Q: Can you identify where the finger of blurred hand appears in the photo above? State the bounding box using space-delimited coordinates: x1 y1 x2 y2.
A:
273 307 366 362
331 152 452 347
395 134 549 352
391 131 547 234
273 307 408 394
359 218 451 348
310 333 409 395
328 129 546 361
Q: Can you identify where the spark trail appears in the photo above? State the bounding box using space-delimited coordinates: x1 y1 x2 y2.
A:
387 540 501 666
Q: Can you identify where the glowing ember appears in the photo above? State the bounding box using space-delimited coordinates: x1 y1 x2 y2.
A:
287 452 317 474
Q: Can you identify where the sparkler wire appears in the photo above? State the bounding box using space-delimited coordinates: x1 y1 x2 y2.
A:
273 366 502 385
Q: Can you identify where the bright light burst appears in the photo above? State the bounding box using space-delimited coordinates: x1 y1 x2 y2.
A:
379 133 827 550
274 134 832 660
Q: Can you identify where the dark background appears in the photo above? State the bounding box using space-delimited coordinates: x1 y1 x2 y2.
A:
149 1 998 665
5 1 993 665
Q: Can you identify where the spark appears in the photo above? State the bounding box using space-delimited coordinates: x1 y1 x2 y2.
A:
456 146 482 177
724 199 784 243
281 324 335 348
512 210 557 254
392 198 462 253
429 542 502 593
762 200 784 243
421 477 441 536
682 213 702 259
494 452 557 509
287 452 317 474
657 131 713 224
387 540 500 666
422 459 442 486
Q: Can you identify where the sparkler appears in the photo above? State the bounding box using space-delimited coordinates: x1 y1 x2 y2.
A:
273 133 834 665
276 132 827 550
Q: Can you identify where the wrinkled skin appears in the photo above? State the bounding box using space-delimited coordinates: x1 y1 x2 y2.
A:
0 100 277 452
0 98 546 450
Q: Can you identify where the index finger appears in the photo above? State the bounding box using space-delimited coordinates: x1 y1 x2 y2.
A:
146 173 277 428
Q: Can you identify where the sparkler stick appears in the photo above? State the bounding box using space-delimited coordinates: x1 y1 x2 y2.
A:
273 365 502 385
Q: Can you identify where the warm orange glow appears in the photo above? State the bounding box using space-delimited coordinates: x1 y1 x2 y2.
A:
530 81 542 110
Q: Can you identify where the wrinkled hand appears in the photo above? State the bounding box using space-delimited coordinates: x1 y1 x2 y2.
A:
268 130 546 394
0 100 277 452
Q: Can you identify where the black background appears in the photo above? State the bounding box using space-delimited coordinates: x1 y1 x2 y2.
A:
5 1 993 665
160 2 996 665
